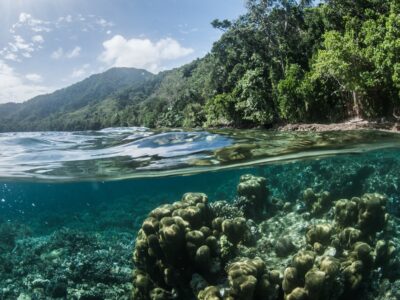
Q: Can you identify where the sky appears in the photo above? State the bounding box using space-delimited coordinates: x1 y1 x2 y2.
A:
0 0 246 104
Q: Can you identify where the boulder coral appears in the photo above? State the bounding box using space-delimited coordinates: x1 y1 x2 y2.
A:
197 258 279 300
226 258 279 300
302 189 332 216
132 192 251 299
281 192 390 300
132 175 398 300
235 174 268 220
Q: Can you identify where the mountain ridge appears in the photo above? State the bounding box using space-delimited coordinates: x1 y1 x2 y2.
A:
0 67 156 131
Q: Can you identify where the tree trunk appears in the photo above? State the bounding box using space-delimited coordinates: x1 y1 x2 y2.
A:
352 91 361 118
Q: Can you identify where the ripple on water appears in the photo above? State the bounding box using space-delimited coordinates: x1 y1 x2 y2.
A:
0 128 399 182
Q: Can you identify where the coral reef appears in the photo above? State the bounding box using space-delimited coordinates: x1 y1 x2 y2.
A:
302 189 332 216
235 174 269 220
3 147 400 300
132 193 252 299
197 258 280 300
264 152 400 217
132 175 400 300
0 227 133 299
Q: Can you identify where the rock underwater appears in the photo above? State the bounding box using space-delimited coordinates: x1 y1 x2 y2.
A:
132 175 400 300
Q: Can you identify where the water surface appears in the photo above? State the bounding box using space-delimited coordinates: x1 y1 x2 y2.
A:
1 128 400 299
0 127 399 181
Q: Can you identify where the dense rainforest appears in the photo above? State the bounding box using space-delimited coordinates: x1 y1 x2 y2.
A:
0 0 399 131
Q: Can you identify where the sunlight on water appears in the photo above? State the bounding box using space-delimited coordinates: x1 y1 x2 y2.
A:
0 128 399 181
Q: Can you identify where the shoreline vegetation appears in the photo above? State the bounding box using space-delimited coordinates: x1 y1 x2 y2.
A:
0 0 399 132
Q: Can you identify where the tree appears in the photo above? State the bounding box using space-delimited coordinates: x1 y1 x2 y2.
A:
234 68 275 125
277 64 307 121
182 103 205 128
205 93 237 126
310 30 371 117
211 19 232 31
310 0 400 118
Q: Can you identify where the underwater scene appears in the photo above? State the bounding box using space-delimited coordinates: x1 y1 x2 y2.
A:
1 128 400 300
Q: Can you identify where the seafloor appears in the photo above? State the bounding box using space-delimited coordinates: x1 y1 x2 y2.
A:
1 149 400 299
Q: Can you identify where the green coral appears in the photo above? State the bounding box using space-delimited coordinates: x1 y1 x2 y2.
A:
357 193 387 234
306 224 332 248
334 198 358 227
275 236 296 257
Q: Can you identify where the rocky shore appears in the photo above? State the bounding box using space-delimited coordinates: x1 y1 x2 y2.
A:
275 119 400 132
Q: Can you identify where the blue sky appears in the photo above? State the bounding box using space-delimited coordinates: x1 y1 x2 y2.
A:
0 0 246 103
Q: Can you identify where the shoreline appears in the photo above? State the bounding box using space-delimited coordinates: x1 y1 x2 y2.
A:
1 121 400 134
273 119 400 132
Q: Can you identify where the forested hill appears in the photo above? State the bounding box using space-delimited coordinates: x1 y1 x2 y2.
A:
0 68 154 131
1 0 399 131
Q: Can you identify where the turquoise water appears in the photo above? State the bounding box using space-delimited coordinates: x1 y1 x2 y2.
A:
1 128 400 299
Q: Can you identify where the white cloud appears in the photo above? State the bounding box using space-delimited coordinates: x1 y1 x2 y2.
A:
178 24 199 35
3 13 113 63
99 35 194 73
0 60 52 103
9 35 34 53
55 14 113 33
51 46 81 59
66 46 81 58
12 13 52 33
96 18 113 28
32 35 44 43
4 53 19 62
0 35 35 61
71 64 90 78
18 13 30 23
25 73 43 82
51 47 64 59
